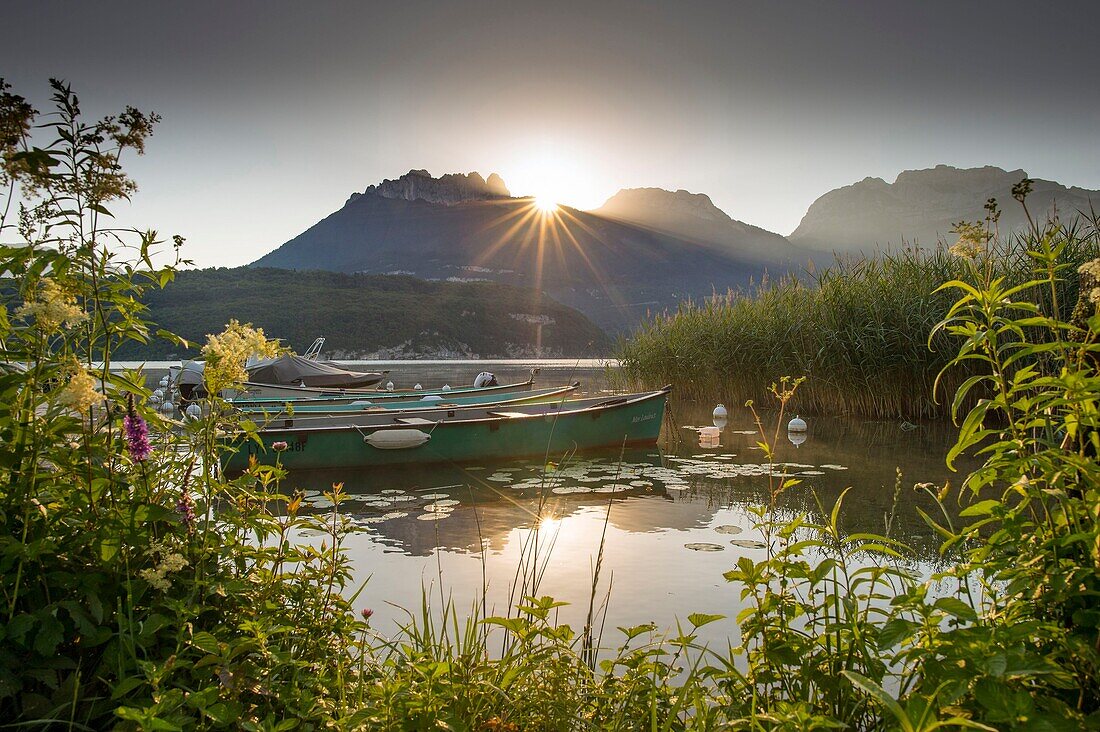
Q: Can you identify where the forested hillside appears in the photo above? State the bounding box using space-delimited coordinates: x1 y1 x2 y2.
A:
115 268 610 359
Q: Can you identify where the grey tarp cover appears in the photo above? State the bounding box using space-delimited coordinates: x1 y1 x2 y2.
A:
246 354 384 389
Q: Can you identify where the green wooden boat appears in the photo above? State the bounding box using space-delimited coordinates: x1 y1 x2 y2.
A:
221 387 670 471
229 377 536 406
236 382 579 416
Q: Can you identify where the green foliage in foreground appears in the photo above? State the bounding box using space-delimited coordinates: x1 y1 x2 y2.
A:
616 217 1099 419
112 267 611 360
2 80 1098 730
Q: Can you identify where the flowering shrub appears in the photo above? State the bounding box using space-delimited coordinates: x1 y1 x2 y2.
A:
0 80 366 728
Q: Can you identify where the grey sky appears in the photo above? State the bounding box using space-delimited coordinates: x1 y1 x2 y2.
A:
3 0 1098 266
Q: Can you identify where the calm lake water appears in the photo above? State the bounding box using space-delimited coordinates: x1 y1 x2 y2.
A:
126 359 968 647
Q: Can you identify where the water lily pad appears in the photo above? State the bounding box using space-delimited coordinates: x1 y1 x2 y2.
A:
380 489 406 496
551 485 592 495
417 512 450 521
355 516 387 525
419 493 452 500
714 525 744 535
685 542 724 552
820 464 848 470
729 539 767 549
422 503 455 513
380 511 408 520
432 499 460 507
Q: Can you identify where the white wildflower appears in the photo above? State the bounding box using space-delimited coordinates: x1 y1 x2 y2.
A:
1078 258 1100 280
201 319 279 393
14 278 86 331
57 367 100 413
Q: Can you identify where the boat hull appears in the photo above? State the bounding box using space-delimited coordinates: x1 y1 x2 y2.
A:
222 390 668 471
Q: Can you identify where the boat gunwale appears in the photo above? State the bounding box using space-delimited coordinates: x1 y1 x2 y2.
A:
238 382 580 418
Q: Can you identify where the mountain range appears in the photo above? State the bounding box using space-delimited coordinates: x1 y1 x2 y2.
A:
254 170 804 332
789 165 1100 253
250 165 1098 334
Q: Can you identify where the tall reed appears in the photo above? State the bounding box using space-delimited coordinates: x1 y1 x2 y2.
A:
617 219 1099 419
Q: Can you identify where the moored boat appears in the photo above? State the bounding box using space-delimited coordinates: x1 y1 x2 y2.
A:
221 387 670 471
229 377 536 404
236 382 579 416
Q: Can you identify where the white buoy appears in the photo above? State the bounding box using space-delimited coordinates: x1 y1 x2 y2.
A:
414 383 423 390
159 400 176 417
386 381 394 391
442 384 451 392
185 403 202 421
712 403 727 420
787 431 807 448
152 388 165 400
158 376 169 388
788 415 807 433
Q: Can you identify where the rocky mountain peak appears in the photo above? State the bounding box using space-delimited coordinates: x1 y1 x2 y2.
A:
360 169 511 206
790 164 1099 253
598 187 733 224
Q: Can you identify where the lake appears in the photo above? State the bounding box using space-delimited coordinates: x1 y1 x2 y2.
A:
128 359 967 648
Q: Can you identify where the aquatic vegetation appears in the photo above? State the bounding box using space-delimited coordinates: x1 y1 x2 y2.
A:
617 213 1099 419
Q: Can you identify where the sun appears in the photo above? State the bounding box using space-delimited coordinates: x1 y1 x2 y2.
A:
535 196 559 213
503 142 604 212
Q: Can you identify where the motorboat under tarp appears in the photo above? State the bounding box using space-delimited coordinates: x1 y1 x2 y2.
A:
246 354 385 389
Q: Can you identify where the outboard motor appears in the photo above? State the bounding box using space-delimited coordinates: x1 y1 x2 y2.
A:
473 371 498 388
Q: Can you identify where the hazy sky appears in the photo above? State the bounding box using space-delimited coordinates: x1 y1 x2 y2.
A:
3 1 1098 266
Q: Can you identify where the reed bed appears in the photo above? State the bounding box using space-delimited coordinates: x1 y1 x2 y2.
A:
617 217 1099 419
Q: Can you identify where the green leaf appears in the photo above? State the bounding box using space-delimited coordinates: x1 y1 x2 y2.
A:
842 671 911 731
100 536 120 562
934 596 977 622
687 613 725 629
33 613 63 656
190 631 221 655
959 499 1001 517
877 618 919 650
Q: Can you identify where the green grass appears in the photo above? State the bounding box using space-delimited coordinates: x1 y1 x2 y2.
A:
616 217 1099 419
